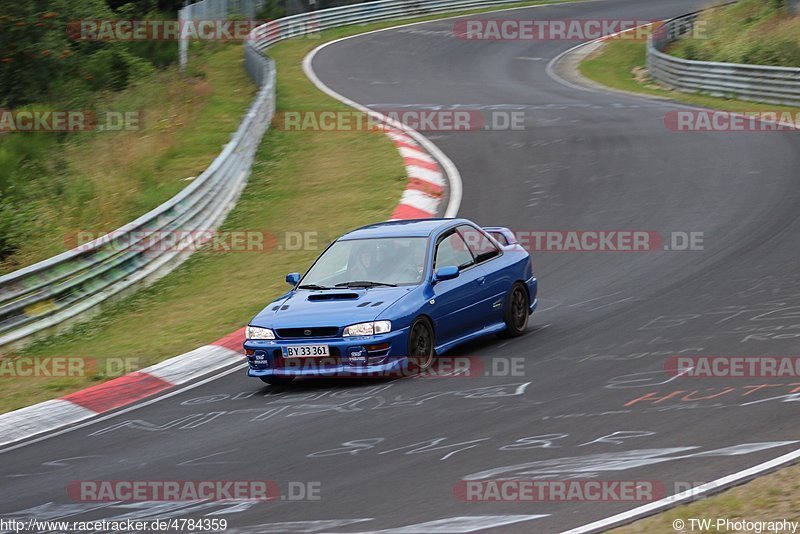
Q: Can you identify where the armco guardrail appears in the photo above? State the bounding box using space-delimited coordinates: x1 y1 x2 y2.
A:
0 0 528 351
0 56 276 351
244 0 530 55
648 11 800 107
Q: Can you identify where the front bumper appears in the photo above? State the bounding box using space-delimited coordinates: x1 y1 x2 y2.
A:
244 328 409 378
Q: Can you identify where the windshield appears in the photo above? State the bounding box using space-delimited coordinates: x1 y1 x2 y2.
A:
300 237 428 288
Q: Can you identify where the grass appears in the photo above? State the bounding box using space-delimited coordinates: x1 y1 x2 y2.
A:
612 461 800 533
669 0 800 67
579 26 800 115
0 0 581 414
581 23 800 534
0 43 257 273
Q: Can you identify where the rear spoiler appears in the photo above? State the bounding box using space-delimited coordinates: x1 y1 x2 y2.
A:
482 226 518 246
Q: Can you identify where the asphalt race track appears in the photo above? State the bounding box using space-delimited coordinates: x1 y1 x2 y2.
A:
3 1 800 532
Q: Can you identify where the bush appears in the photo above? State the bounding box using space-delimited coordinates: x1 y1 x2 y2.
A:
257 0 285 21
84 47 155 92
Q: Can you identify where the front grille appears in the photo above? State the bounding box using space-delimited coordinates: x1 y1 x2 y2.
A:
276 327 339 338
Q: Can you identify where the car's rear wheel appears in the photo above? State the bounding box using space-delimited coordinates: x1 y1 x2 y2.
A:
500 282 529 338
408 316 435 371
259 376 295 386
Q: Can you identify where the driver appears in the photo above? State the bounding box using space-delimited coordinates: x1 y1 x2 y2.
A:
346 242 377 281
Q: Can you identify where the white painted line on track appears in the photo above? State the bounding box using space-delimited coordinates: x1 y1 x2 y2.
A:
563 446 800 533
0 362 247 455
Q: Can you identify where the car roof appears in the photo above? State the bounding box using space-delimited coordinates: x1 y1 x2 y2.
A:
339 218 473 240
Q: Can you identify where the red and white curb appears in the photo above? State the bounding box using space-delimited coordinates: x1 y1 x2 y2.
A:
0 329 246 447
382 126 447 220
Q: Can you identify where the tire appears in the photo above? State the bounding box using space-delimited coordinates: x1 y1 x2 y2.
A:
259 375 295 385
499 282 529 338
407 316 435 371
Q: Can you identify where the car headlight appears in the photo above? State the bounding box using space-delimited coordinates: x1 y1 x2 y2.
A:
343 321 392 337
246 326 275 340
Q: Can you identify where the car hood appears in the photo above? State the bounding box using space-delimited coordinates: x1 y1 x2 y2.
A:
250 287 412 329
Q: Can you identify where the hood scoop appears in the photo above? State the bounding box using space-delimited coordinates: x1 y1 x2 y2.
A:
307 292 359 301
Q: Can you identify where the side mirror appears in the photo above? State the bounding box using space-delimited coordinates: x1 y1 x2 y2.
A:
285 272 301 286
434 266 459 283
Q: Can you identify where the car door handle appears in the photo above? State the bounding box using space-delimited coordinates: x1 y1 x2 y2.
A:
477 276 486 286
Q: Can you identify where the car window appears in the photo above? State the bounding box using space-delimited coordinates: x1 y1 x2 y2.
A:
458 225 500 264
435 230 475 270
302 237 428 286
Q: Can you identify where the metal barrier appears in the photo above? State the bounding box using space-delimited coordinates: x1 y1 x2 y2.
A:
0 0 529 351
0 61 276 350
648 11 800 107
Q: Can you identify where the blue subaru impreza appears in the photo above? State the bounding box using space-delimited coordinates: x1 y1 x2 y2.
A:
244 218 537 384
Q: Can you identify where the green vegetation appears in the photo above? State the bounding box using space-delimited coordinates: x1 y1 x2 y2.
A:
0 0 253 269
669 0 800 66
0 1 182 108
613 461 800 533
0 43 256 273
579 26 800 114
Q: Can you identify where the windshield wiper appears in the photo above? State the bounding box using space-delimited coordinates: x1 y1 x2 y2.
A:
335 281 397 288
298 284 334 290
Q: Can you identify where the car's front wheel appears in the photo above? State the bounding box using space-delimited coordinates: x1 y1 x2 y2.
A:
259 376 295 386
408 316 435 371
500 282 529 338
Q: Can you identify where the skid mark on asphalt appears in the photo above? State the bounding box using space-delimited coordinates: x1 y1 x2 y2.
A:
87 382 535 437
1 500 547 533
462 441 799 480
366 515 550 533
177 449 242 467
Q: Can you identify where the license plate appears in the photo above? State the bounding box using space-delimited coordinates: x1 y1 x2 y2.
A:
283 344 330 358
